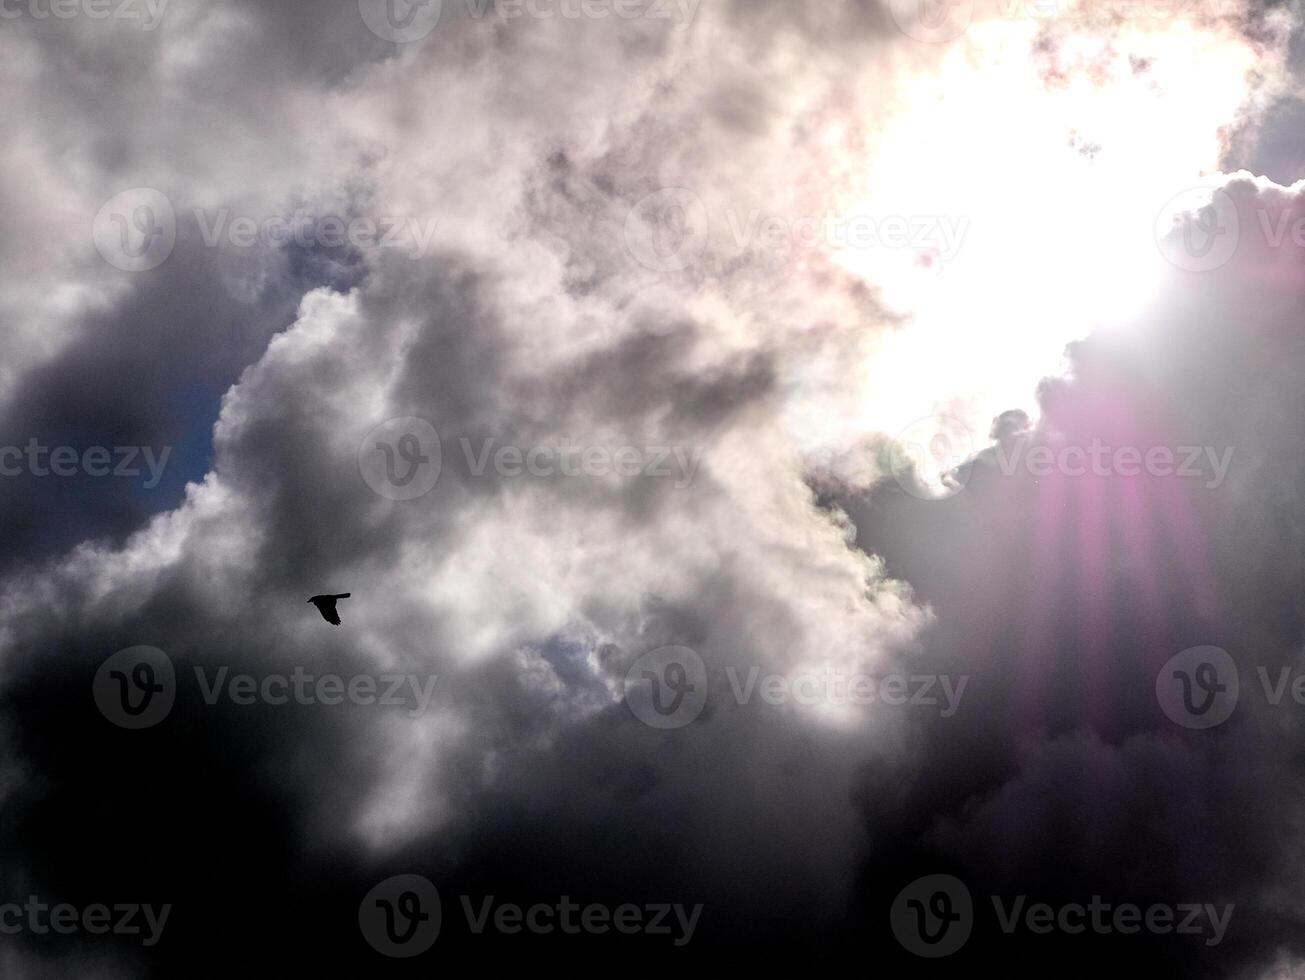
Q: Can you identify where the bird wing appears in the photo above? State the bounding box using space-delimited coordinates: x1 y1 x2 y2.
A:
307 595 348 624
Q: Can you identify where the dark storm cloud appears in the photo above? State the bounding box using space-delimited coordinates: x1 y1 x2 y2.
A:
0 254 901 975
836 179 1305 975
0 232 365 574
4 1 1305 978
1227 93 1305 183
0 0 398 569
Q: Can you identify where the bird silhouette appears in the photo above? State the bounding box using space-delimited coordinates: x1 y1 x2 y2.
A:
307 593 351 625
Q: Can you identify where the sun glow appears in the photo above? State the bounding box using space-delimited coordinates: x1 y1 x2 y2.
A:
825 15 1271 454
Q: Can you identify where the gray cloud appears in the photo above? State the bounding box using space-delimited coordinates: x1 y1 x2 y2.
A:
2 1 1305 975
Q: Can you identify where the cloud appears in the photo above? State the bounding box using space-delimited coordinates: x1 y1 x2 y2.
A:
838 174 1305 974
2 0 1305 974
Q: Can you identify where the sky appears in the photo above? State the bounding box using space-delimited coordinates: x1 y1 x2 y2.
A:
3 0 1305 974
